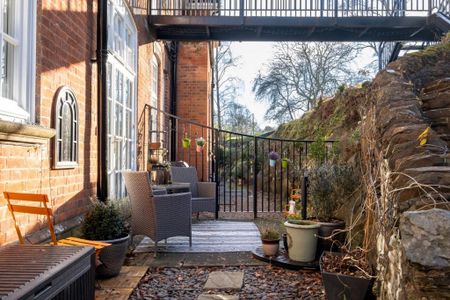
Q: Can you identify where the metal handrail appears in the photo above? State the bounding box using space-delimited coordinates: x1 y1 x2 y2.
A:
143 104 335 217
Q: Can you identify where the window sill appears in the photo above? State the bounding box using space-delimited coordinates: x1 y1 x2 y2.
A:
0 119 56 145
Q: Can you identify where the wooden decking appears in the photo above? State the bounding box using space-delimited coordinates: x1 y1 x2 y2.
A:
134 220 261 253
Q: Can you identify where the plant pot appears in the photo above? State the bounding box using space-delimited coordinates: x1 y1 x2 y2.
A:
269 159 276 167
316 220 346 259
196 145 204 152
96 234 130 278
281 159 289 168
261 239 280 256
182 139 190 149
282 233 288 254
284 220 320 262
320 252 373 300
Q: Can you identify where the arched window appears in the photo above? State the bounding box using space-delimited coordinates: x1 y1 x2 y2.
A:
54 86 78 169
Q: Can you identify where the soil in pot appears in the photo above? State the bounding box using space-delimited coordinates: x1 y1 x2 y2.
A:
261 239 280 256
316 219 346 259
320 251 374 300
97 234 130 278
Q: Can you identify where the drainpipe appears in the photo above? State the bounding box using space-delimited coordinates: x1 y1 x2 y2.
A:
169 41 178 161
97 0 108 201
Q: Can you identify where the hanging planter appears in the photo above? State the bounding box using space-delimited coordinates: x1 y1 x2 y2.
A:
196 137 205 152
281 158 289 168
182 137 191 149
268 151 279 167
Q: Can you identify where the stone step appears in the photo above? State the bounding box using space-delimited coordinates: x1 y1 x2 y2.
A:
204 271 244 290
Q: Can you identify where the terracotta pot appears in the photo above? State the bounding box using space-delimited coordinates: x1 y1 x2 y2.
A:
196 145 204 152
261 239 280 256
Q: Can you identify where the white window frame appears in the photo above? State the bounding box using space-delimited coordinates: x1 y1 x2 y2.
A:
150 56 159 142
106 0 138 199
0 0 36 123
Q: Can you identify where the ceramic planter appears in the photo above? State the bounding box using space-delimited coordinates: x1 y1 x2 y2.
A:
284 220 320 262
261 239 280 256
96 234 130 278
182 139 191 149
196 144 204 152
269 159 276 167
281 158 289 168
316 220 346 259
320 252 373 300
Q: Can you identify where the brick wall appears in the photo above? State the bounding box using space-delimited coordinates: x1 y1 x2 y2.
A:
0 0 99 245
176 42 212 177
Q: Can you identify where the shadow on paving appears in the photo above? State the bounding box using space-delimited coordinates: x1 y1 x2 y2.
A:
126 251 266 268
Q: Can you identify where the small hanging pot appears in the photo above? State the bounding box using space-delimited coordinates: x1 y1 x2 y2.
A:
269 159 276 167
182 138 191 149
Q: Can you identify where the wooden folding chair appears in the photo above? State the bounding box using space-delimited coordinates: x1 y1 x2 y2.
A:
3 192 110 257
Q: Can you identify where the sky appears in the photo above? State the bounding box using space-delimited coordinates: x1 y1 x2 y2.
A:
226 42 376 128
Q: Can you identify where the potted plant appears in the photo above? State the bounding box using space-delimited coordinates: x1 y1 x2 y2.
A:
259 226 281 257
82 200 130 278
284 214 320 262
268 151 279 167
195 137 205 152
182 136 191 149
309 164 356 258
281 157 289 168
320 248 374 300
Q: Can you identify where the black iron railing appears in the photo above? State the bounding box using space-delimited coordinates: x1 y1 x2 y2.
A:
143 105 335 217
145 0 446 17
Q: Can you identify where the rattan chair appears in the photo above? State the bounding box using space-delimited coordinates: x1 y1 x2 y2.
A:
170 167 216 216
122 171 192 256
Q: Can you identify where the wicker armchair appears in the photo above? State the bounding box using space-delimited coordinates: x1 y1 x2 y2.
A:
122 171 192 256
170 167 216 215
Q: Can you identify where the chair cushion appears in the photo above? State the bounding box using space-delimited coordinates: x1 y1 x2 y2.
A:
170 167 199 197
191 197 216 213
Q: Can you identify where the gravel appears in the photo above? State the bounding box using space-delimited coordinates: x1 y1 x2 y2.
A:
130 265 325 299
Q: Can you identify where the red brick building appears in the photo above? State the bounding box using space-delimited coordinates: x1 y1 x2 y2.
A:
0 0 212 245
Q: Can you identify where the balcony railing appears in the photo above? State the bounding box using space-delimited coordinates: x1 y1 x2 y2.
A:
146 0 447 18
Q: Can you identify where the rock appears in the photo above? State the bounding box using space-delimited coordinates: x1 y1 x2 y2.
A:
400 208 450 268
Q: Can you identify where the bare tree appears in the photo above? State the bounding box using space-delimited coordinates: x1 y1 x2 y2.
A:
213 42 244 130
252 42 364 123
223 102 259 135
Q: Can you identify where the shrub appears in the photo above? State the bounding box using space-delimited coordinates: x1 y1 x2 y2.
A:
309 164 359 222
82 200 129 240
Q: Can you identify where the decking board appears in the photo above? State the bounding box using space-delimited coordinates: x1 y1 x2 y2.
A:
134 221 262 253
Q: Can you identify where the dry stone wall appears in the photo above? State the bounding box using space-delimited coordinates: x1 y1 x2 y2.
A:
361 42 450 299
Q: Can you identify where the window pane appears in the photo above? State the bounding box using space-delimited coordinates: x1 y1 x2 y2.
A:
61 103 73 161
3 0 15 36
1 41 14 99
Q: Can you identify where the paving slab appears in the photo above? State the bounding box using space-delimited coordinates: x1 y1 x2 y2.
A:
204 271 244 290
198 293 239 300
96 266 148 299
